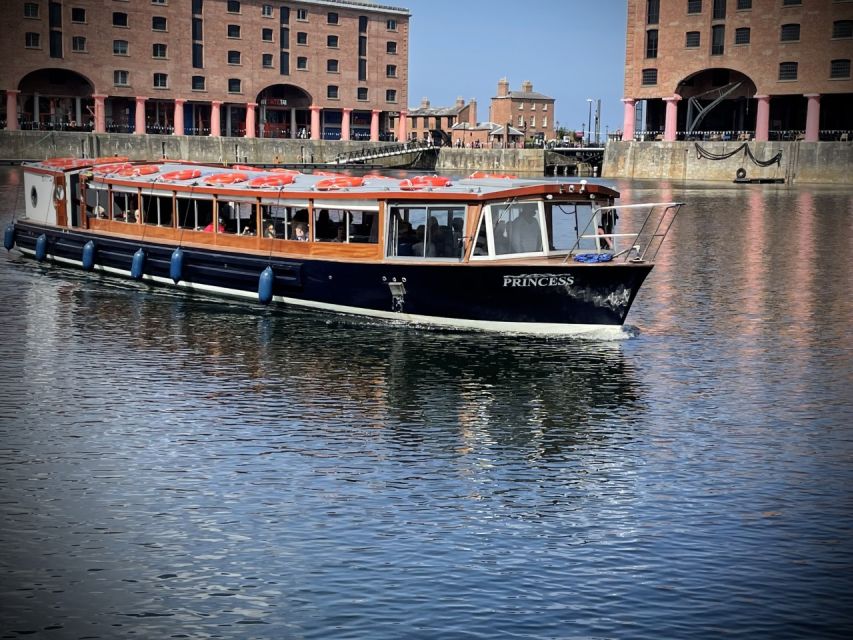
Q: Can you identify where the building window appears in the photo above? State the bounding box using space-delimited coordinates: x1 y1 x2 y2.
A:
711 25 725 54
687 0 702 14
387 18 398 30
386 64 397 77
387 41 397 54
228 24 240 38
328 12 338 24
227 0 240 13
192 75 206 90
24 3 39 18
153 73 168 88
833 20 853 39
736 0 751 9
296 8 307 20
297 32 307 45
358 35 367 56
712 0 726 19
280 51 289 74
359 15 368 33
153 43 167 58
71 8 86 23
152 16 167 31
25 32 40 48
113 12 128 27
780 24 800 41
327 35 338 47
782 0 801 5
830 59 851 79
192 42 203 68
327 85 339 99
114 70 129 86
228 78 241 93
734 27 750 44
262 28 273 41
358 58 367 81
685 31 700 47
543 117 548 127
262 4 272 17
113 39 128 55
646 29 658 58
297 56 307 70
647 0 660 24
227 50 241 64
72 36 86 51
152 0 167 4
778 61 798 80
357 87 368 101
192 17 203 39
641 68 658 85
386 89 397 102
262 53 273 67
327 59 339 72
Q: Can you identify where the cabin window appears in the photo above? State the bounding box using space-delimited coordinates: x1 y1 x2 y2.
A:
85 186 109 219
313 207 378 243
544 201 600 253
111 190 139 223
175 196 215 230
488 201 544 256
386 205 466 259
217 200 256 235
140 194 174 227
260 202 308 239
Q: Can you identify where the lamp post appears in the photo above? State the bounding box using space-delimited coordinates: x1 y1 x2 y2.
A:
586 98 593 146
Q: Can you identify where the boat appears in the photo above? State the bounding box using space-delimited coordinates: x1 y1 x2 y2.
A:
3 158 682 335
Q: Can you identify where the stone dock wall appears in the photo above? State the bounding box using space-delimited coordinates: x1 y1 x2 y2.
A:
2 131 851 184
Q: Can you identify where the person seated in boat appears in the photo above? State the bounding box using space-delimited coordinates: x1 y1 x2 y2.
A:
397 220 415 256
203 218 225 233
315 209 337 241
264 223 276 238
294 222 308 241
509 206 542 253
412 225 436 257
596 209 619 251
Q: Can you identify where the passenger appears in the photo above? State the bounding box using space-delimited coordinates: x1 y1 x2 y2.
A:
264 223 276 238
203 218 224 233
315 209 336 241
509 207 542 253
494 220 510 254
412 225 435 257
597 210 619 251
294 222 308 241
397 220 415 256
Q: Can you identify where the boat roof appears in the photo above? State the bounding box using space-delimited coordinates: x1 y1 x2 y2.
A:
25 158 620 201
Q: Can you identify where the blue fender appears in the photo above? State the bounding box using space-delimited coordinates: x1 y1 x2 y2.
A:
35 234 48 261
82 240 96 271
3 223 15 251
170 247 185 283
131 248 146 280
258 266 274 304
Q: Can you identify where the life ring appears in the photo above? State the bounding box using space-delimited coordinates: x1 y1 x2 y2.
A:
315 176 364 190
735 167 747 180
161 169 202 181
268 168 302 175
232 164 259 171
92 163 133 174
399 175 452 190
203 172 249 185
42 157 78 168
116 164 161 177
469 171 517 179
92 156 130 165
247 174 296 188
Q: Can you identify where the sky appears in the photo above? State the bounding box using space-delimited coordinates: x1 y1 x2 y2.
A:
402 0 628 136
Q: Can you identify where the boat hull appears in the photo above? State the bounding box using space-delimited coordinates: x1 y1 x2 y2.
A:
11 221 653 334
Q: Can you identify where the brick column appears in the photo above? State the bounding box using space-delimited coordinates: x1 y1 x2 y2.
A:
93 94 106 133
173 99 185 136
370 109 380 142
134 96 147 135
5 90 20 130
397 109 408 142
245 102 256 138
804 93 820 142
341 108 351 141
663 95 680 142
754 95 770 142
310 105 321 140
621 98 635 141
210 100 221 137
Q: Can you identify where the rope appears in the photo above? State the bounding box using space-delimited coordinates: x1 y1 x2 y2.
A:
695 142 782 167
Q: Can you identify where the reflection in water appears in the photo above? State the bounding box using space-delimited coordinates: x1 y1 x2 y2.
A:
3 168 853 639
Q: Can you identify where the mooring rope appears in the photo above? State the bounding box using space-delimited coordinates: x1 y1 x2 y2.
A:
695 142 782 167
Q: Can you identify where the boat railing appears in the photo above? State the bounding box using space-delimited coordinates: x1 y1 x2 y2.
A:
564 202 683 264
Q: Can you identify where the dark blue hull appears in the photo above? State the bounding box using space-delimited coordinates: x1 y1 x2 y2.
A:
10 221 653 332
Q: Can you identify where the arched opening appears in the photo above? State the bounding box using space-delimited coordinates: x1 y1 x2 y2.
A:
676 68 757 138
256 84 312 138
17 68 95 131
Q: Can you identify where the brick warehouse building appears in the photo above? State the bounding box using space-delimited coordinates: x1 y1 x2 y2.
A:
0 0 410 141
623 0 853 142
488 78 555 143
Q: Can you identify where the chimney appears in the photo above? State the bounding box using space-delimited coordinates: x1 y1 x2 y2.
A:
455 96 464 108
497 77 509 97
521 80 533 93
420 97 430 109
469 98 477 126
